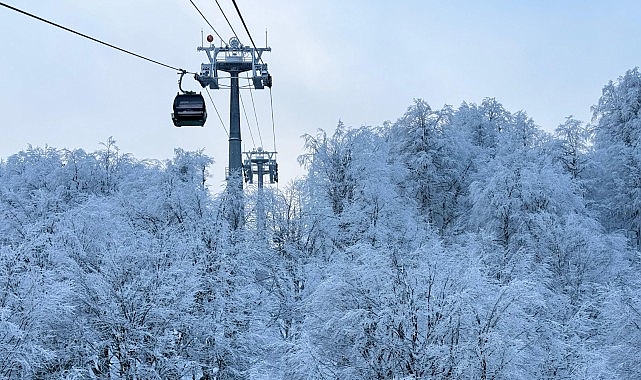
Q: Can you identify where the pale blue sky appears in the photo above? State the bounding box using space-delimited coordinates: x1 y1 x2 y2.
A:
1 1 640 186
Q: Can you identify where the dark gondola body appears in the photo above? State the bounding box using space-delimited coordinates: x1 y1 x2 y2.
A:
171 92 207 127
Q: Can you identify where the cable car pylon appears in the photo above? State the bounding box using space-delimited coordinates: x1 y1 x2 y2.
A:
243 147 278 230
195 35 275 228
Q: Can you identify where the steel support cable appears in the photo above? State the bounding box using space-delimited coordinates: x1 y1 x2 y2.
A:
213 0 238 39
188 0 227 46
269 87 277 152
246 77 264 148
230 0 263 64
0 2 192 73
270 89 277 190
239 92 256 147
240 64 276 154
205 87 229 137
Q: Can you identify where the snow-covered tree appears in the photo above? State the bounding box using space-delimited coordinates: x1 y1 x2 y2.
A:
591 67 641 248
1 67 640 379
554 116 592 181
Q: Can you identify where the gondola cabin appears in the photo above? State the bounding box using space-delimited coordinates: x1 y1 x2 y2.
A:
172 92 207 127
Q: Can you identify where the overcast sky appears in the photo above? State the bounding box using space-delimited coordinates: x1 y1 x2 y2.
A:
2 1 641 188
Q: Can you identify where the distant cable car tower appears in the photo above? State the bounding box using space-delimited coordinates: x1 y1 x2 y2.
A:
195 35 274 186
243 147 278 230
243 147 278 188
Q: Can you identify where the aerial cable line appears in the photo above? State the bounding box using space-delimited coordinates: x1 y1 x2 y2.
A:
239 92 257 147
269 88 277 152
213 0 239 39
188 0 227 46
246 76 264 148
230 0 263 63
205 87 229 137
0 1 190 73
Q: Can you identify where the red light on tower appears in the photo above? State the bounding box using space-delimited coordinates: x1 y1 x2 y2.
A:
206 34 214 43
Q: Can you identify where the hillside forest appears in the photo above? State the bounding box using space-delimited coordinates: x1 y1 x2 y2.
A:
1 68 641 379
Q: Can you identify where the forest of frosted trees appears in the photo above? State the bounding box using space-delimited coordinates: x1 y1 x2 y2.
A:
1 68 641 379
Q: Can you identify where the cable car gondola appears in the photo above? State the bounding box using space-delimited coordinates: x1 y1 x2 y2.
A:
171 70 207 127
172 92 207 127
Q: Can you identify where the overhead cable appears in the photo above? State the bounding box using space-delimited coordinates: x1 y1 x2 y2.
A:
205 87 229 137
230 0 262 63
269 88 277 152
0 2 189 73
247 77 264 148
188 0 227 46
239 92 257 147
213 0 238 39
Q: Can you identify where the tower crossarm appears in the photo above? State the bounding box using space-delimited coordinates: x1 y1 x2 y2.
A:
243 148 278 186
196 37 271 89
